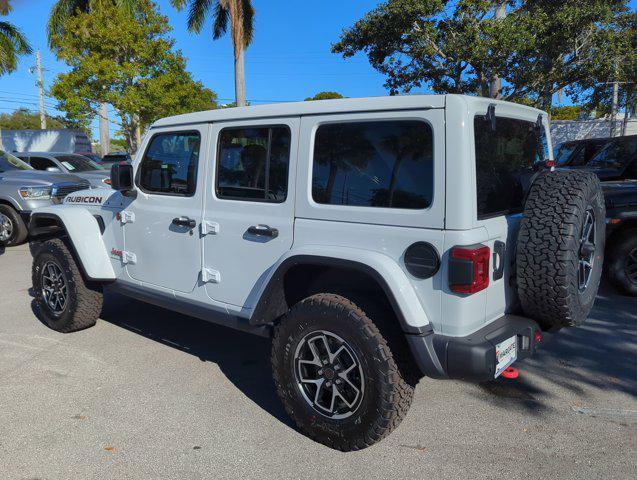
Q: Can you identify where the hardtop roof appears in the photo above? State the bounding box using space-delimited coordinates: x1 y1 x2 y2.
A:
151 94 547 128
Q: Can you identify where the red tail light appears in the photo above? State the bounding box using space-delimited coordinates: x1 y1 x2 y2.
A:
449 244 490 294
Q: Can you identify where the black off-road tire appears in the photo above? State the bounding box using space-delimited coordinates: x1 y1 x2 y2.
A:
32 238 102 332
271 293 415 451
0 204 28 246
606 229 637 296
517 171 605 330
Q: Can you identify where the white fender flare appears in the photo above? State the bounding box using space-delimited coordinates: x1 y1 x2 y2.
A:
29 206 116 281
250 245 432 334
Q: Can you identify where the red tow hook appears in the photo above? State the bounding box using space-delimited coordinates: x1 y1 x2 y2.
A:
501 367 519 379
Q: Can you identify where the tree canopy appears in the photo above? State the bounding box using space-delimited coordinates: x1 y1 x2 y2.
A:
305 91 344 101
50 0 217 152
0 108 74 130
333 0 634 111
0 1 32 75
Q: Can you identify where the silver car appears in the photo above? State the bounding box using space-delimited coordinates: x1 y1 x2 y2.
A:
0 150 89 245
16 152 111 189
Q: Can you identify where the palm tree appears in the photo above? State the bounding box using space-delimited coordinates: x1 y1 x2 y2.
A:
0 2 32 76
47 0 140 154
172 0 254 107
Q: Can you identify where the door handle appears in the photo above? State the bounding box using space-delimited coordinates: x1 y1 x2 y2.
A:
172 217 196 229
247 224 279 238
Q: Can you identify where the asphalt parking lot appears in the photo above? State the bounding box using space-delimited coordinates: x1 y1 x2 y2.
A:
1 244 636 480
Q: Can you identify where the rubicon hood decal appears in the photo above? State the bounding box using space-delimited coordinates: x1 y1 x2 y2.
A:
64 188 117 206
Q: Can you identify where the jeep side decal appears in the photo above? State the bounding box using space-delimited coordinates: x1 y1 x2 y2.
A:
65 195 105 204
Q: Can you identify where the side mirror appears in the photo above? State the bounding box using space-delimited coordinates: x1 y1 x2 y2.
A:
46 167 61 173
110 163 135 194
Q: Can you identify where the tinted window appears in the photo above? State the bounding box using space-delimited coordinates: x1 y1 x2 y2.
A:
312 121 433 209
555 142 578 166
139 132 200 195
0 151 31 172
475 116 543 219
30 157 58 171
216 126 290 202
55 155 103 172
589 137 637 169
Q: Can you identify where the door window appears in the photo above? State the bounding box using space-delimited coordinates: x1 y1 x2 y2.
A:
29 157 59 171
216 126 291 202
138 132 201 196
311 120 433 209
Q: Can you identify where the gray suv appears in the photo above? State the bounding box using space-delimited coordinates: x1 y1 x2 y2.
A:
0 150 89 245
16 152 110 188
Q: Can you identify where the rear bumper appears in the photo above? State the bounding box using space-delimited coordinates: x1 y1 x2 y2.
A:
406 315 541 382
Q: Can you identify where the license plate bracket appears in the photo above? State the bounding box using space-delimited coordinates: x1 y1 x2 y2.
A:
495 335 518 378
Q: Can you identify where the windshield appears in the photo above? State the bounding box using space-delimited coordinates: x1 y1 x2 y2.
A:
0 150 33 172
55 155 103 172
588 137 637 169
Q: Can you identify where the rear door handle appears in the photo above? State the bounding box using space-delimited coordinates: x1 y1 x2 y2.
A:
172 217 196 229
247 224 279 238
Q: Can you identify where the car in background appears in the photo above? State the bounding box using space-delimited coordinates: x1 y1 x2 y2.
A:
99 152 132 167
554 137 607 167
78 152 103 163
16 152 111 189
0 150 89 246
603 181 637 296
559 134 637 181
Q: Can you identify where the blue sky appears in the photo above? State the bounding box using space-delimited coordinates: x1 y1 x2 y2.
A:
1 0 391 139
2 0 637 140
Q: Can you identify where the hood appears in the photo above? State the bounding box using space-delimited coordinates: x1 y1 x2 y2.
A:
0 169 87 186
74 171 111 188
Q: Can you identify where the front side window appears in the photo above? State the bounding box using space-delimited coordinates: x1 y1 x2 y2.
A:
30 157 58 171
475 116 544 219
216 126 291 202
138 132 201 196
312 120 433 209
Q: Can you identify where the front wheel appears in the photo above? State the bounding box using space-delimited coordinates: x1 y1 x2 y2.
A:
0 205 28 246
32 239 103 332
271 293 415 451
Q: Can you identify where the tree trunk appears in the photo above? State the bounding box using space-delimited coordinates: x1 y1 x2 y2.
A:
99 102 110 156
489 1 506 99
133 114 142 154
235 44 247 107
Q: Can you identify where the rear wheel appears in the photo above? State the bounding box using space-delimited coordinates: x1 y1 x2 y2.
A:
271 293 414 451
32 239 102 332
606 229 637 296
0 205 28 246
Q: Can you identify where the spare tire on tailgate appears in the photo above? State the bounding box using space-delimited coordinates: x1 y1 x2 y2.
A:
517 170 605 331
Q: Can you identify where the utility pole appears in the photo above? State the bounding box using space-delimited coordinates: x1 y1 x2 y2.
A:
99 102 110 155
35 51 46 130
489 1 507 99
611 60 619 137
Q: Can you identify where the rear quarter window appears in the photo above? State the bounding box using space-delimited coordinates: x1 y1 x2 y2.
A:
311 120 434 209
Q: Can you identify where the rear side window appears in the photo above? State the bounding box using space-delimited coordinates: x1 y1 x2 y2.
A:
138 132 200 196
474 116 544 219
216 126 291 202
312 120 433 209
589 137 637 169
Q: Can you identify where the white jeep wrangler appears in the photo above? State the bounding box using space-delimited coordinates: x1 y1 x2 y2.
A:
28 95 605 451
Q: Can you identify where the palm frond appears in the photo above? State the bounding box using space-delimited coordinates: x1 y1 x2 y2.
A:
47 0 88 48
186 0 213 34
212 1 229 39
0 0 12 16
241 0 254 47
0 20 33 75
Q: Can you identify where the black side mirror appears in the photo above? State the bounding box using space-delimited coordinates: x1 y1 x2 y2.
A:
110 163 135 193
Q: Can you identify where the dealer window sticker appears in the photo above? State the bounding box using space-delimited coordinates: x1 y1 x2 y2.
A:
61 161 76 171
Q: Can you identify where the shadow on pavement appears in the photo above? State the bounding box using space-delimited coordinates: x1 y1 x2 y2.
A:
477 282 637 410
98 291 294 428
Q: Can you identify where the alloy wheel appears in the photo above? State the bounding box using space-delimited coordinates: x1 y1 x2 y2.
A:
294 330 365 420
578 208 596 292
41 261 68 316
0 212 13 242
